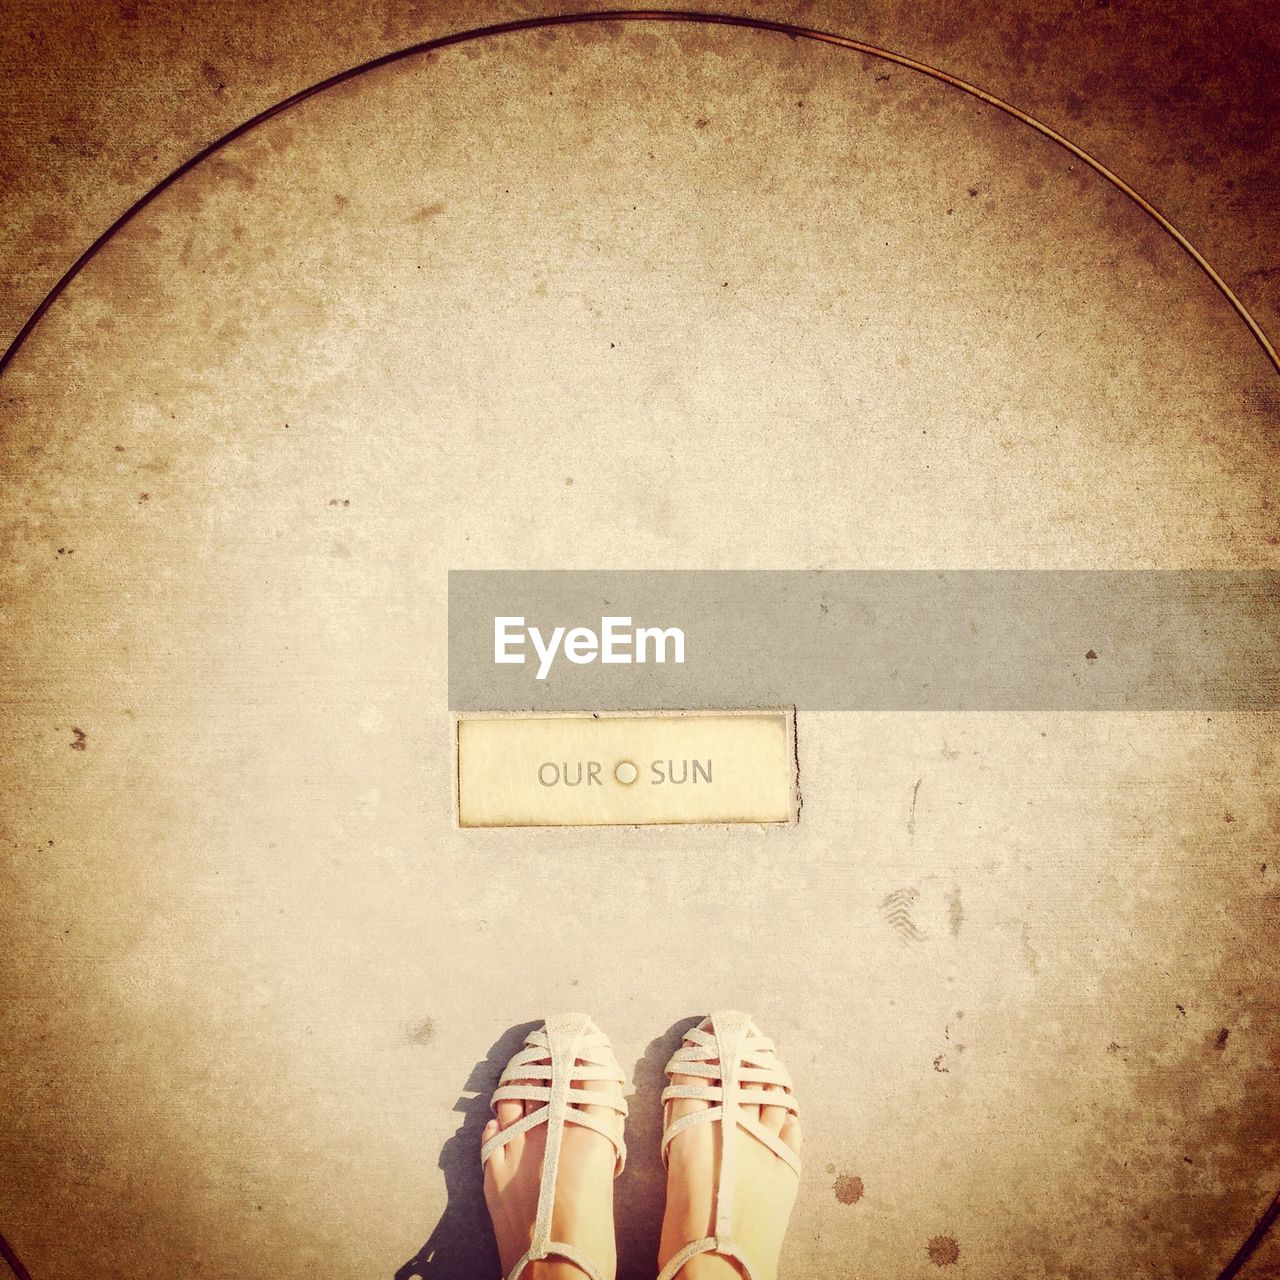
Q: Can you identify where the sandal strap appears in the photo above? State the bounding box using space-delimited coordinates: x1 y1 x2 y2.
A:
658 1011 801 1279
483 1014 628 1280
483 1018 629 1173
656 1235 757 1280
504 1239 605 1280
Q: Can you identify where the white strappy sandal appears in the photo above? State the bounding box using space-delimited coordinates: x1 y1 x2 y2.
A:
481 1013 629 1280
657 1010 801 1280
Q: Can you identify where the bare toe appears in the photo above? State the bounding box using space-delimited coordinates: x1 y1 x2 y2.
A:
515 1067 546 1119
495 1095 524 1129
781 1116 803 1153
760 1082 787 1134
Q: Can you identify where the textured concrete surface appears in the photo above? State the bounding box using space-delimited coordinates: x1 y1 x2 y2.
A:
1 5 1277 1279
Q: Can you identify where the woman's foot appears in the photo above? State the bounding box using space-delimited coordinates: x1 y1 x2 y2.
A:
482 1030 626 1280
658 1018 803 1280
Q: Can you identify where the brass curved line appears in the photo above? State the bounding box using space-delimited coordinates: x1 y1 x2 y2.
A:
0 9 1276 378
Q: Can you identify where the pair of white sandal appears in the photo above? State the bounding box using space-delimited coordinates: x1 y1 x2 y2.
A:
480 1010 801 1280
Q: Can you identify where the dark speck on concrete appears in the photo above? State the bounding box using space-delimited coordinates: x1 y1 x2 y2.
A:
1086 649 1098 661
1215 1027 1230 1050
70 727 86 751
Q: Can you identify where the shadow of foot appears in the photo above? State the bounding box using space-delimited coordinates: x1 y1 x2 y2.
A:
615 1015 702 1280
395 1020 539 1280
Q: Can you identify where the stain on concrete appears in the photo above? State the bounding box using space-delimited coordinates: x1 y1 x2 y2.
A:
200 61 226 93
833 1173 864 1204
1019 921 1041 974
407 1017 436 1046
206 155 256 193
928 1235 961 1266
